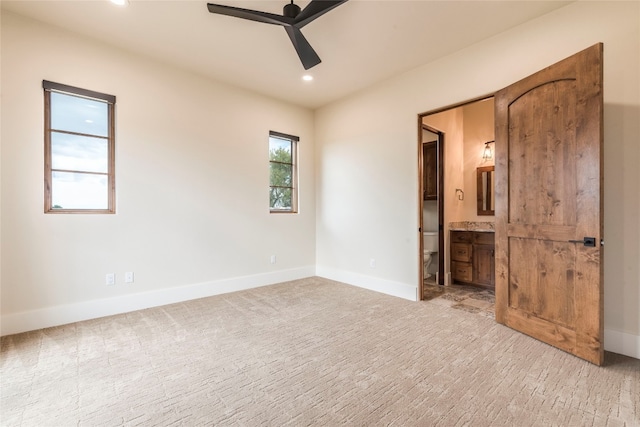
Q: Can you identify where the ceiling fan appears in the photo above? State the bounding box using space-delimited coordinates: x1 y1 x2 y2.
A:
206 0 349 70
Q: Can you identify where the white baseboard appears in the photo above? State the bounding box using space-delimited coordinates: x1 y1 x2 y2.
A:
4 266 636 361
316 266 418 302
605 328 640 360
0 266 315 337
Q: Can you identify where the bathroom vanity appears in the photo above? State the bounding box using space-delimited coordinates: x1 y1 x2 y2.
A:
450 229 495 289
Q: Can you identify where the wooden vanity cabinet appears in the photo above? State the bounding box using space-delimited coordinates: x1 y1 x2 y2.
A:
451 231 473 282
450 231 495 288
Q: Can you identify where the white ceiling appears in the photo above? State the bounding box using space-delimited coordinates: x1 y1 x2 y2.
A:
2 0 571 109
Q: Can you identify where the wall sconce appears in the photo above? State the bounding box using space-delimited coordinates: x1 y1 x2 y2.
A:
482 140 494 161
455 188 464 201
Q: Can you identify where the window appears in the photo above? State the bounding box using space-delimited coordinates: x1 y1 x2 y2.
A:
269 131 298 213
43 80 115 213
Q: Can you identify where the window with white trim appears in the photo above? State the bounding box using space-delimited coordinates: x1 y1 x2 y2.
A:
43 80 115 213
269 131 298 213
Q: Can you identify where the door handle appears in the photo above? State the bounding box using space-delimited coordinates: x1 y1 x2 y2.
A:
568 237 596 247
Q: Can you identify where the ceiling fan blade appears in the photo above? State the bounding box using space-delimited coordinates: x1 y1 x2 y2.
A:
284 26 321 70
294 0 348 28
206 3 293 26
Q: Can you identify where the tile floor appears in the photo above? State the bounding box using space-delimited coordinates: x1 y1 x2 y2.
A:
423 282 495 319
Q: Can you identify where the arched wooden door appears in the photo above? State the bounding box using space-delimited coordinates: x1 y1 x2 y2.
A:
494 43 604 365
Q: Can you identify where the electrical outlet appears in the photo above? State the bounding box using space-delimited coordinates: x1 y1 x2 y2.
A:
270 255 276 264
369 258 376 268
106 273 115 286
124 272 134 283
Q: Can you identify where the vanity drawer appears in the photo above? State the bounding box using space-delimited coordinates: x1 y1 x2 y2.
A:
451 242 472 262
452 261 473 283
451 231 473 243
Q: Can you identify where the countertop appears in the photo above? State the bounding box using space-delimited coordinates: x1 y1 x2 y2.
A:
449 221 495 233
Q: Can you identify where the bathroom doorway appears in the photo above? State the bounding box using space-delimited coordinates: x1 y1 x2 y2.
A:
419 125 445 295
418 96 495 301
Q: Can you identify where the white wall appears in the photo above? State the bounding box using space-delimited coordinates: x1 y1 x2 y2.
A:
315 1 640 358
0 12 316 334
422 201 438 233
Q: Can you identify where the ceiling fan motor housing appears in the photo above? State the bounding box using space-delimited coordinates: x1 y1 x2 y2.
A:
283 2 301 18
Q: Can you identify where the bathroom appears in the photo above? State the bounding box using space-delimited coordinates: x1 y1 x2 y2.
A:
419 97 495 296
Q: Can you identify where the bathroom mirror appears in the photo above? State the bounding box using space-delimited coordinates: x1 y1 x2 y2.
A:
477 166 495 216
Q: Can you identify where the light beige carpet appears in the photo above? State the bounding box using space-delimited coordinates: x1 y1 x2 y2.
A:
1 277 638 426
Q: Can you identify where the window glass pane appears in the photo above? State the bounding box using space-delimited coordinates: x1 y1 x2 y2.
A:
270 162 292 187
51 171 108 210
270 187 292 210
51 132 108 173
268 132 297 213
269 136 292 163
51 92 108 137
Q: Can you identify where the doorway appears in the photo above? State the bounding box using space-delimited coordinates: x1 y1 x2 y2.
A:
418 97 495 301
419 126 444 294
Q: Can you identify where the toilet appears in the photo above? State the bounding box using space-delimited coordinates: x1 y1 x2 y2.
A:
423 231 439 279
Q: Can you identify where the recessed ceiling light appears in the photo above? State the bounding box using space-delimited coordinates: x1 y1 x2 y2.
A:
110 0 129 6
302 75 313 82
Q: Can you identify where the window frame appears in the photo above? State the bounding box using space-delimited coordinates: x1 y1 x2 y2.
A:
43 80 116 214
269 131 299 214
